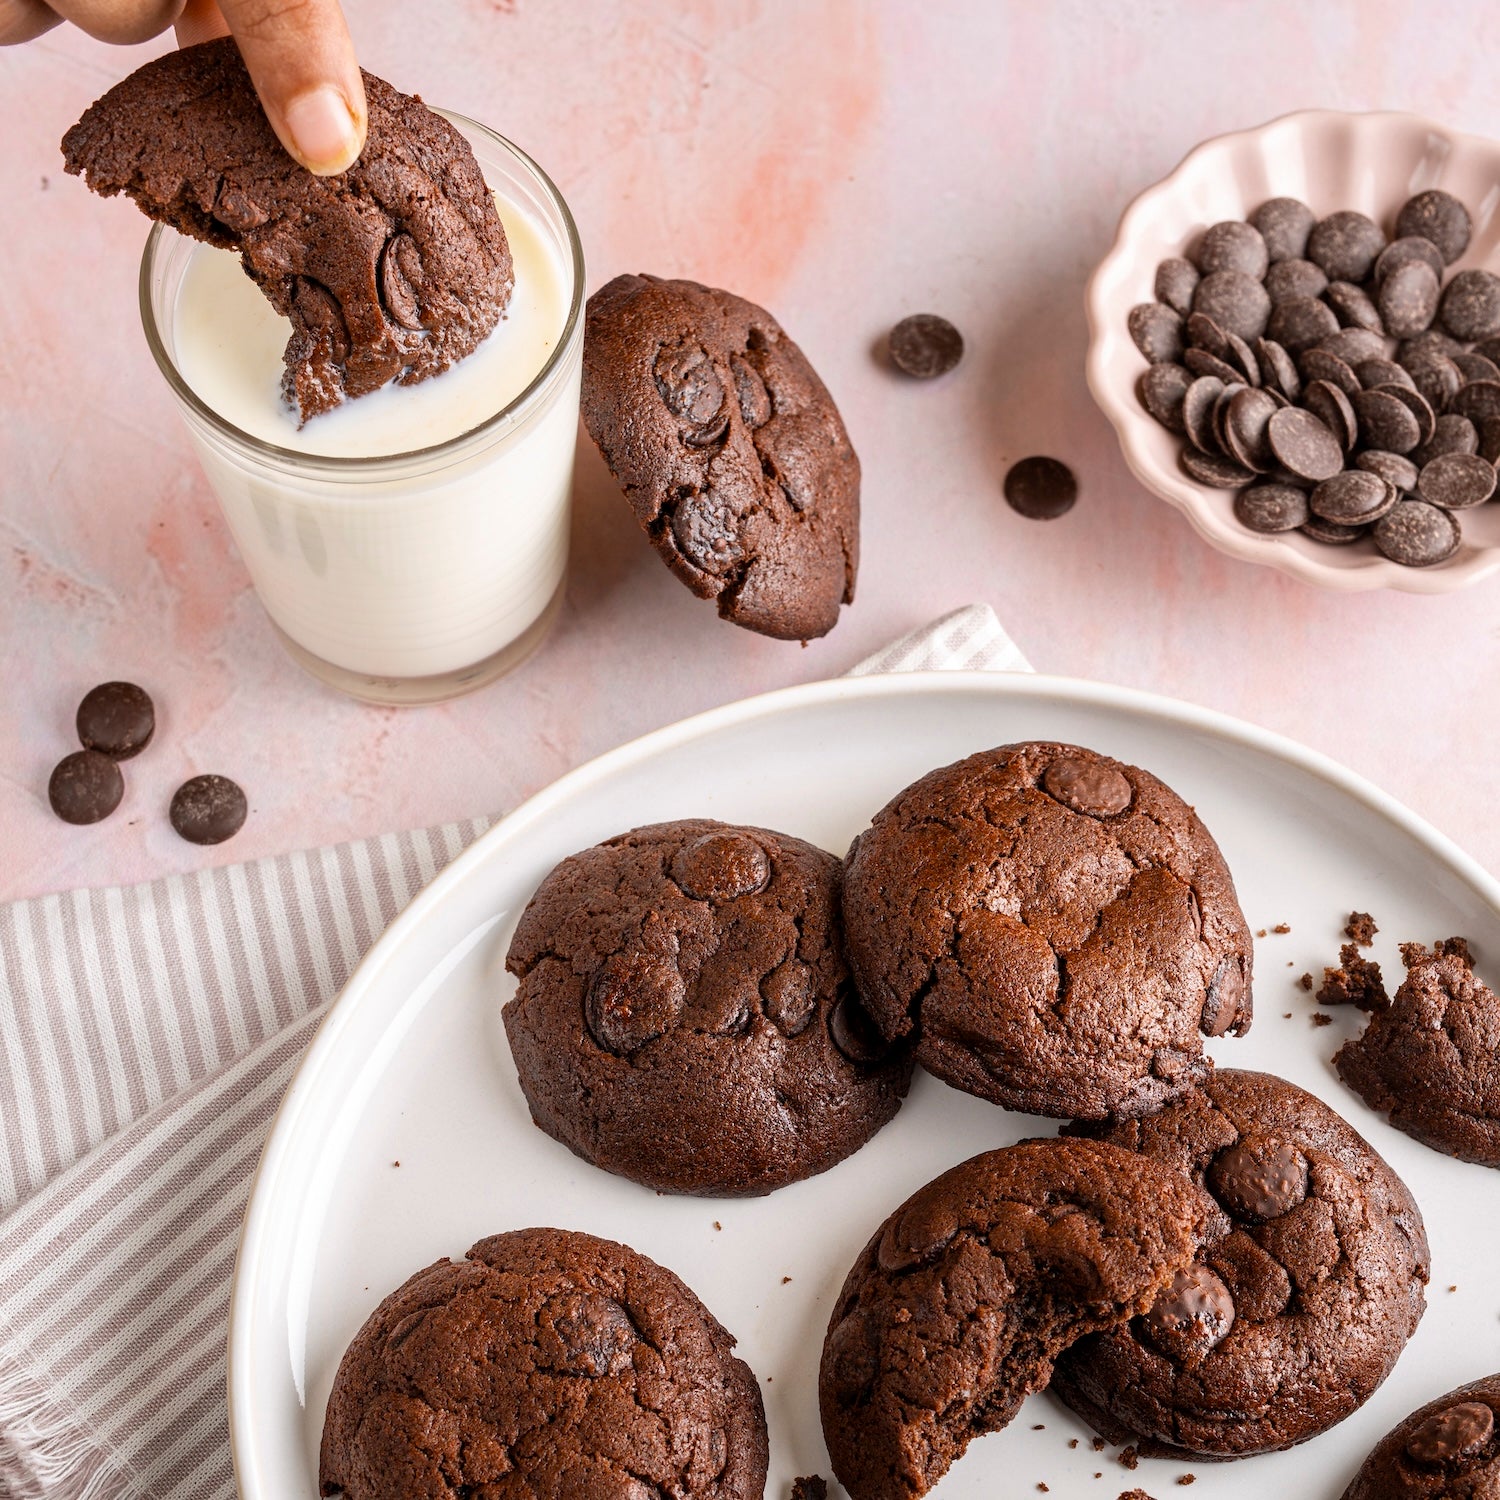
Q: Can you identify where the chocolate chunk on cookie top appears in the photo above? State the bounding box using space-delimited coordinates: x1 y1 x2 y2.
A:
818 1138 1214 1500
1341 1373 1500 1500
581 274 860 640
63 38 513 423
1054 1071 1430 1459
840 742 1253 1120
503 820 911 1197
1335 942 1500 1167
319 1228 767 1500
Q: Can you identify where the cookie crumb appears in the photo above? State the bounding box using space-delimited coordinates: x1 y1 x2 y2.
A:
1450 1284 1459 1292
782 1276 793 1284
713 1221 722 1231
1401 935 1474 969
1317 943 1388 1011
1299 972 1314 990
1037 1486 1049 1494
1283 1012 1293 1019
791 1477 828 1500
1312 1012 1333 1027
1273 922 1291 934
1119 1446 1140 1470
1345 911 1378 946
1117 1490 1156 1500
1092 1438 1107 1452
1069 1439 1080 1449
1033 1423 1046 1430
1256 928 1267 938
392 1160 400 1167
1178 1478 1197 1488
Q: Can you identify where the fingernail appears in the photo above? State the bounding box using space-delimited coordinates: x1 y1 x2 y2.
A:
283 87 360 174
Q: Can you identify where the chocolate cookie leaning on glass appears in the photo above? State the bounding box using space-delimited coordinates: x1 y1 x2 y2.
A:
1053 1069 1430 1459
840 742 1253 1119
581 274 859 640
503 819 911 1196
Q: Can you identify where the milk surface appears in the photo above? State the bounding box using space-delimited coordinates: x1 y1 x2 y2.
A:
173 192 566 457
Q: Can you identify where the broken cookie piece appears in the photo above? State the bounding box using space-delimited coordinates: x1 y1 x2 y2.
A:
1317 942 1388 1011
63 38 512 422
1335 940 1500 1167
818 1138 1213 1500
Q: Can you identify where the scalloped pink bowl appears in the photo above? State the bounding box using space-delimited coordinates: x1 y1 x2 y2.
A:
1087 109 1500 593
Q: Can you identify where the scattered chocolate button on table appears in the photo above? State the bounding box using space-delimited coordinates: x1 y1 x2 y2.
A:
49 750 125 825
170 774 248 845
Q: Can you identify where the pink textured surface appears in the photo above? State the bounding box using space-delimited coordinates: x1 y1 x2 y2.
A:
2 1 1497 902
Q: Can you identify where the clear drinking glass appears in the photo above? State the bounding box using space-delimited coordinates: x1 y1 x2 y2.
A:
138 116 585 706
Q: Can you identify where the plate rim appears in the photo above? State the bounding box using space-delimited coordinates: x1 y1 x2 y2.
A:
227 668 1500 1496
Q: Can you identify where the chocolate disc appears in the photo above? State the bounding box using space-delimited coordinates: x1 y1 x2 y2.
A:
1004 456 1077 520
889 313 964 379
76 681 155 761
48 750 125 826
169 773 248 845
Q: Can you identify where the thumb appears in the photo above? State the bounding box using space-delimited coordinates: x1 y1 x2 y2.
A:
211 0 367 176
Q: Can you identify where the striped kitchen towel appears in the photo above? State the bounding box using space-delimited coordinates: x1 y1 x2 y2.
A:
0 603 1030 1499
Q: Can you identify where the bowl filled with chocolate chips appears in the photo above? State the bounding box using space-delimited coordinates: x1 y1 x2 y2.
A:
1087 109 1500 591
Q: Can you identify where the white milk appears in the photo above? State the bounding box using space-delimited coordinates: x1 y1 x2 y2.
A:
147 152 583 701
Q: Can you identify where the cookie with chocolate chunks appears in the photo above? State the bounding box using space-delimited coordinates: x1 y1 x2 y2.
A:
840 742 1253 1121
1341 1373 1500 1499
1053 1070 1430 1459
320 1228 767 1500
1335 941 1500 1168
819 1138 1214 1500
63 39 513 424
582 275 859 640
504 820 910 1197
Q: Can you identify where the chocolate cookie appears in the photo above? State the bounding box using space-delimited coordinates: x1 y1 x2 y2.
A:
840 743 1253 1119
63 39 512 423
319 1227 766 1500
1341 1373 1500 1499
818 1137 1214 1500
1053 1070 1430 1458
503 820 911 1197
1335 941 1500 1167
581 274 859 640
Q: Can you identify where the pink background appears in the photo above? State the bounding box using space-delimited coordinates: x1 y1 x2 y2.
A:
2 0 1496 902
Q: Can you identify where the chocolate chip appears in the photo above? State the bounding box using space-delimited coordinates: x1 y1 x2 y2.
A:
1414 413 1479 465
1250 198 1315 263
1267 295 1340 355
1354 359 1415 393
1223 331 1262 387
1185 312 1231 357
1267 406 1344 480
1209 1135 1309 1221
1318 327 1388 366
168 773 247 845
1138 363 1192 432
762 959 816 1036
1184 347 1242 384
1310 470 1396 524
1351 388 1419 453
878 1197 959 1272
1004 456 1077 519
1299 347 1361 397
1254 338 1301 399
1355 450 1419 493
1450 380 1500 425
1405 355 1463 415
1378 260 1441 339
1192 271 1271 342
1043 756 1132 817
1155 257 1200 316
1441 269 1500 342
1181 448 1255 488
586 951 685 1054
828 989 890 1064
1374 235 1446 287
1128 303 1184 364
1396 190 1473 265
1264 258 1328 304
48 750 124 826
1196 220 1269 279
1211 384 1247 455
1453 351 1500 386
1307 211 1386 282
543 1292 636 1377
888 313 964 378
1301 381 1358 453
75 681 154 761
1417 451 1497 510
1234 484 1309 533
378 233 424 331
1380 382 1438 444
671 831 771 902
1141 1264 1235 1366
1182 376 1227 453
1405 1402 1495 1465
731 354 772 427
1218 387 1275 471
1325 280 1384 334
654 341 728 443
1373 500 1462 566
672 490 743 574
1301 517 1368 545
1203 956 1247 1035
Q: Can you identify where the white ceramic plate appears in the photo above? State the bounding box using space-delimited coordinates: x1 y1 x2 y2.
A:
230 673 1500 1499
1087 109 1500 592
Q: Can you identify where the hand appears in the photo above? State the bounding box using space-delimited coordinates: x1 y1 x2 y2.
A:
0 0 368 175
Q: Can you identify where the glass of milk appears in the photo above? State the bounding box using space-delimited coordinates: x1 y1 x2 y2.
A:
138 115 584 705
